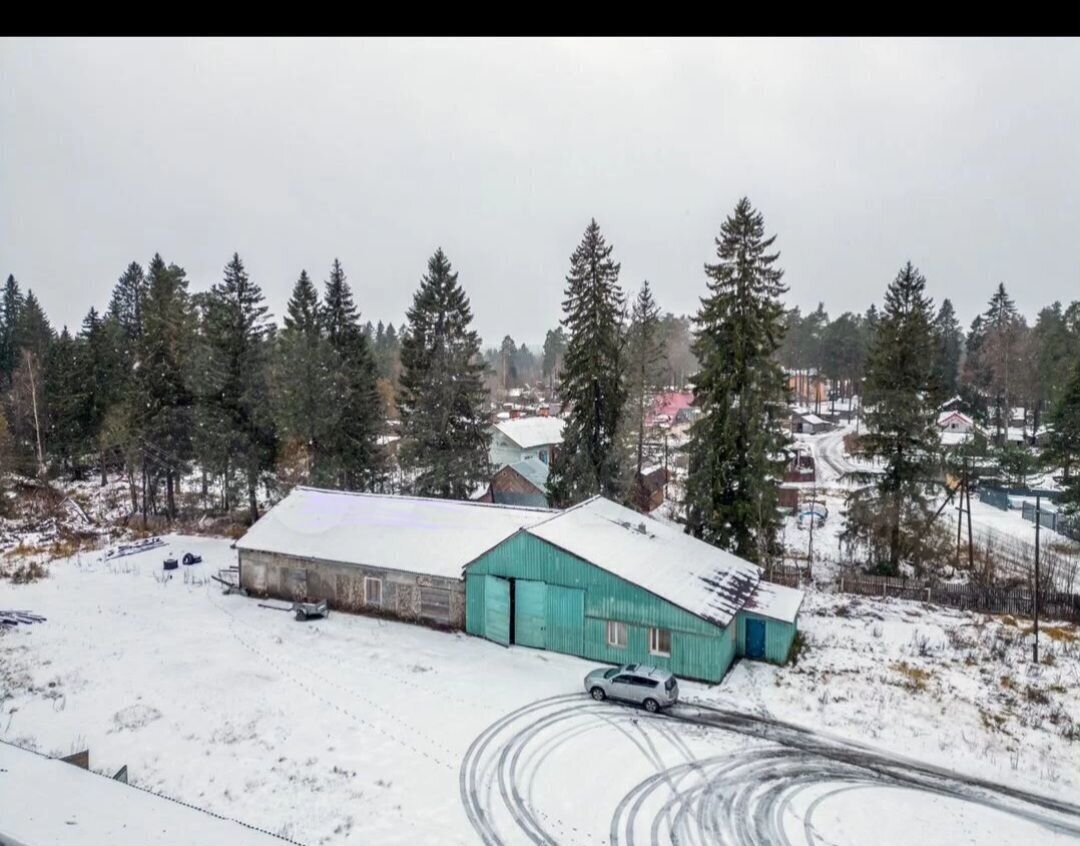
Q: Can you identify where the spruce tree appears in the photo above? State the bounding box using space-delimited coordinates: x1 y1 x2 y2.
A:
541 326 567 392
16 290 54 363
80 307 125 484
319 259 384 490
842 262 944 576
272 270 337 483
134 254 195 520
546 220 627 507
0 274 24 384
979 283 1022 439
44 326 89 476
930 298 963 404
1045 358 1080 511
625 280 664 479
196 253 278 521
398 249 490 499
109 262 147 342
683 198 790 564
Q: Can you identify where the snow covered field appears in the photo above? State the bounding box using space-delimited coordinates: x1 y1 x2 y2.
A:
2 536 1080 844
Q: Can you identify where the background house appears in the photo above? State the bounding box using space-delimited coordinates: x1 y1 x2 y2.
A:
478 458 550 508
629 466 670 513
791 411 829 435
488 416 565 469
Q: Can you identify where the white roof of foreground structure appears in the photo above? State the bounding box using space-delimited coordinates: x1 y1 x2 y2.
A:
0 740 294 846
524 497 768 628
236 487 554 579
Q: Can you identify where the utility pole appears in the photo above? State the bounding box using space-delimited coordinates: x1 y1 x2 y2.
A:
966 458 975 571
956 456 965 565
1033 493 1041 665
807 478 817 580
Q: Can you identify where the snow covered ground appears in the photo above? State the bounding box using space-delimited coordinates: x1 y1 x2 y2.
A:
2 536 1080 845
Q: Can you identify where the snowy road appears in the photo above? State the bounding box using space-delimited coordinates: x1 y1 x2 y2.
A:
811 426 878 485
461 695 1080 846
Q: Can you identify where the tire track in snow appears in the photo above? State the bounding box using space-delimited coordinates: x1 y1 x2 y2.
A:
462 694 1080 846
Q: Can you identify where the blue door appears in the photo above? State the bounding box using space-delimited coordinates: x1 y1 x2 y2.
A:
484 575 511 646
745 618 767 659
514 580 547 648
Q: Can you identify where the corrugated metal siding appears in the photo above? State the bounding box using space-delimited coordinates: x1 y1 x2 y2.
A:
465 573 486 636
583 618 734 681
546 585 584 656
466 531 735 682
734 611 797 664
469 532 720 637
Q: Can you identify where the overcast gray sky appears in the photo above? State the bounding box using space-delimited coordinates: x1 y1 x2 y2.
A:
2 37 1078 347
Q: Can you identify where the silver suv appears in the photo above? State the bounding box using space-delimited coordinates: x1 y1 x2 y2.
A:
583 664 679 713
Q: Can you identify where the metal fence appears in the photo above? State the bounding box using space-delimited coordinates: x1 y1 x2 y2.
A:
1021 501 1080 542
837 573 1080 623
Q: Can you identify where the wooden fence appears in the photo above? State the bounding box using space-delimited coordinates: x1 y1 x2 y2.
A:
837 574 1080 623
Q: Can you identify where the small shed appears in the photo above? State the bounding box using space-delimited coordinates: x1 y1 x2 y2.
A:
463 497 803 682
791 411 829 435
235 488 551 629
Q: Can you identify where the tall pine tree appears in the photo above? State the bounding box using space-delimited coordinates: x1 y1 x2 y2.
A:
0 274 24 385
80 307 125 484
196 253 277 522
319 259 384 490
272 270 338 484
842 262 944 575
547 220 627 507
44 326 88 476
134 254 195 520
624 280 664 479
398 249 490 499
930 298 963 404
683 198 789 564
1045 358 1080 511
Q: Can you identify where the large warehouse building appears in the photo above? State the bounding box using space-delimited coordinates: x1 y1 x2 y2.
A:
235 488 802 682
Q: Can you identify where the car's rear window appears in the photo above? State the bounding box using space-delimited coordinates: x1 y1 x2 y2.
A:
603 668 619 679
665 677 676 692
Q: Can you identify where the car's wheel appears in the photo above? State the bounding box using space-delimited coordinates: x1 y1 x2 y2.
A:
590 686 606 701
643 698 660 714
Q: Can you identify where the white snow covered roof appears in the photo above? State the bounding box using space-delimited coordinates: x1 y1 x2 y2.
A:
237 487 553 579
796 413 827 426
937 411 973 427
0 741 291 846
743 580 804 623
524 497 765 628
492 416 565 449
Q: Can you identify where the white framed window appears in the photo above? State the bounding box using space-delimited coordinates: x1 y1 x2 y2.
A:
606 620 628 648
364 576 383 606
649 627 671 657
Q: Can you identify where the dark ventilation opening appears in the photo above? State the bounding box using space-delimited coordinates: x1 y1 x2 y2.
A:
508 578 517 645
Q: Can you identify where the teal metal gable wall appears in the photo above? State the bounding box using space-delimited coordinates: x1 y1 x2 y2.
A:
734 610 798 664
465 531 736 682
